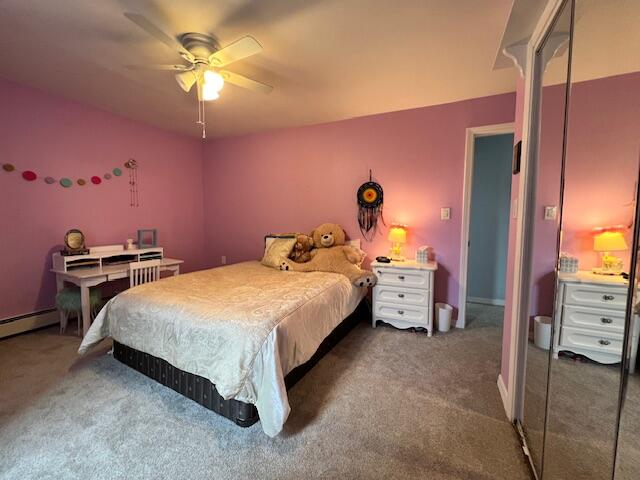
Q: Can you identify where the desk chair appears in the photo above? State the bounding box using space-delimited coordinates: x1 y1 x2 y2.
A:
129 260 162 287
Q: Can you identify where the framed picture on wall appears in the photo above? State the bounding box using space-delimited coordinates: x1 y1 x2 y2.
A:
513 140 522 174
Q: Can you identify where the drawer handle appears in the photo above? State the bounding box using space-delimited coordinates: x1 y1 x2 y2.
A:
398 293 405 298
601 317 613 324
599 339 611 346
398 275 405 280
398 310 404 315
602 294 615 301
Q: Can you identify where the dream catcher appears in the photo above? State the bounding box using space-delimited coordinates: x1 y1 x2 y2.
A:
357 170 385 241
124 159 139 207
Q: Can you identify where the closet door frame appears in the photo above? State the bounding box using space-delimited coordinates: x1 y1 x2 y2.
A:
506 0 570 424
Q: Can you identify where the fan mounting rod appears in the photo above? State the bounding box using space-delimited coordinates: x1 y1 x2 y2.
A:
178 33 220 63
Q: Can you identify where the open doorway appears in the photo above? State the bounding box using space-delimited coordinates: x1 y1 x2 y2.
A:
458 123 515 329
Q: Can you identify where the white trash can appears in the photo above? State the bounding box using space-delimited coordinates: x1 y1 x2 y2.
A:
435 303 453 333
534 316 552 350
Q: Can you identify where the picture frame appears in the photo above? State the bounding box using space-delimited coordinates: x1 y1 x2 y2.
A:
137 229 158 248
512 140 522 174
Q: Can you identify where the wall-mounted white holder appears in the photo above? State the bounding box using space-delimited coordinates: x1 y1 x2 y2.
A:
544 206 558 220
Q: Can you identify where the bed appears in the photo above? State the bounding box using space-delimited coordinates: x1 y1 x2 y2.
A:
78 261 367 436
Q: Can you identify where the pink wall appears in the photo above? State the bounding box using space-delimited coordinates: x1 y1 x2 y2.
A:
499 72 640 388
561 72 640 268
202 93 516 311
531 72 640 318
0 79 206 320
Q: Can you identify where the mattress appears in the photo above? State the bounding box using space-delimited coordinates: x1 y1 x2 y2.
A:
111 301 366 428
79 261 366 436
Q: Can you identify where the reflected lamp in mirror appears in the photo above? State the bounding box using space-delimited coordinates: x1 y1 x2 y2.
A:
593 228 628 275
388 224 407 261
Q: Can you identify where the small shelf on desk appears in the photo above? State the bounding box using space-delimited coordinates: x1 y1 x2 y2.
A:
52 247 165 273
139 252 163 261
102 254 138 266
66 258 101 270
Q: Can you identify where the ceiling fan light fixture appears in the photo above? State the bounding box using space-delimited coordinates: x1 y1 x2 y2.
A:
202 82 220 101
175 70 197 92
204 70 225 92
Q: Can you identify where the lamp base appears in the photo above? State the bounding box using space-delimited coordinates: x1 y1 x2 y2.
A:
389 243 405 262
592 267 623 276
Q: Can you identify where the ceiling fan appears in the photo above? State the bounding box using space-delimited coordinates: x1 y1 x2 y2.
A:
123 12 273 138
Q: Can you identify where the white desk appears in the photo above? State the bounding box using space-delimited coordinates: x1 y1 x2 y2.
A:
51 257 183 337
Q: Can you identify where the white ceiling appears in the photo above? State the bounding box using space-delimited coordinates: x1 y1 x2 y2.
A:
496 0 640 86
0 0 518 138
545 0 640 85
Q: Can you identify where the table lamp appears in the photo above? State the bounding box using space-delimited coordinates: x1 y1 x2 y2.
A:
388 225 407 261
593 229 628 275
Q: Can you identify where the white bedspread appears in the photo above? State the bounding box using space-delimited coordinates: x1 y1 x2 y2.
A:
78 261 365 436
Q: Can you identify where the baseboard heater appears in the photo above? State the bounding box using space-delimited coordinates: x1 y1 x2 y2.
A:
113 300 368 427
0 309 59 339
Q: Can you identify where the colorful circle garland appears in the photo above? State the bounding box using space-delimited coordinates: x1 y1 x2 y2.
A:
3 163 131 189
22 171 37 181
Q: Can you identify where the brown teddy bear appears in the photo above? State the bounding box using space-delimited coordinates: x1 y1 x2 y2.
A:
280 223 377 287
289 234 314 263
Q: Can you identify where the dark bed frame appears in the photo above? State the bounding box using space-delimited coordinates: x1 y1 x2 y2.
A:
113 300 368 427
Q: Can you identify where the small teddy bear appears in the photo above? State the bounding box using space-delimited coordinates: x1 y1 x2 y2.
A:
289 234 314 263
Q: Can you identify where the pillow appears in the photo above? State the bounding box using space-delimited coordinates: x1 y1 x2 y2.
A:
261 235 297 268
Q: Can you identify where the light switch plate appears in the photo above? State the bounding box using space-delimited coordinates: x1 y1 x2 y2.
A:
441 207 451 221
544 206 557 220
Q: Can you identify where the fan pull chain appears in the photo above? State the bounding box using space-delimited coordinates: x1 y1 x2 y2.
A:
196 99 207 139
201 100 206 139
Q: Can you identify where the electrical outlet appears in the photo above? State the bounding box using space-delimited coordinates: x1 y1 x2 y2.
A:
544 206 557 220
221 255 227 265
440 207 451 221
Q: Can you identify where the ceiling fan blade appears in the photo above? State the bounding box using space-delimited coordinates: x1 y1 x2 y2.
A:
124 12 194 61
209 36 262 67
125 64 191 71
220 70 273 94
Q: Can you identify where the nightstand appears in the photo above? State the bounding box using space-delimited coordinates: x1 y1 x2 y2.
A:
371 259 438 336
554 271 639 371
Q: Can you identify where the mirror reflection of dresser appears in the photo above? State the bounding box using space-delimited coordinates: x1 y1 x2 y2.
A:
554 271 639 372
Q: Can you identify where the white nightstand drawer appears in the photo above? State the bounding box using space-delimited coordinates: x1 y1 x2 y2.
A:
373 285 429 307
560 326 623 355
563 283 628 310
562 305 626 334
374 303 429 325
373 267 431 289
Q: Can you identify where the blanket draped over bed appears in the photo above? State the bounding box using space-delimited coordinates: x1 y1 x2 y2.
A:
79 261 364 436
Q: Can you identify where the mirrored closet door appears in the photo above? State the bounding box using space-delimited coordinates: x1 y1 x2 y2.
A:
520 0 640 478
519 0 572 475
